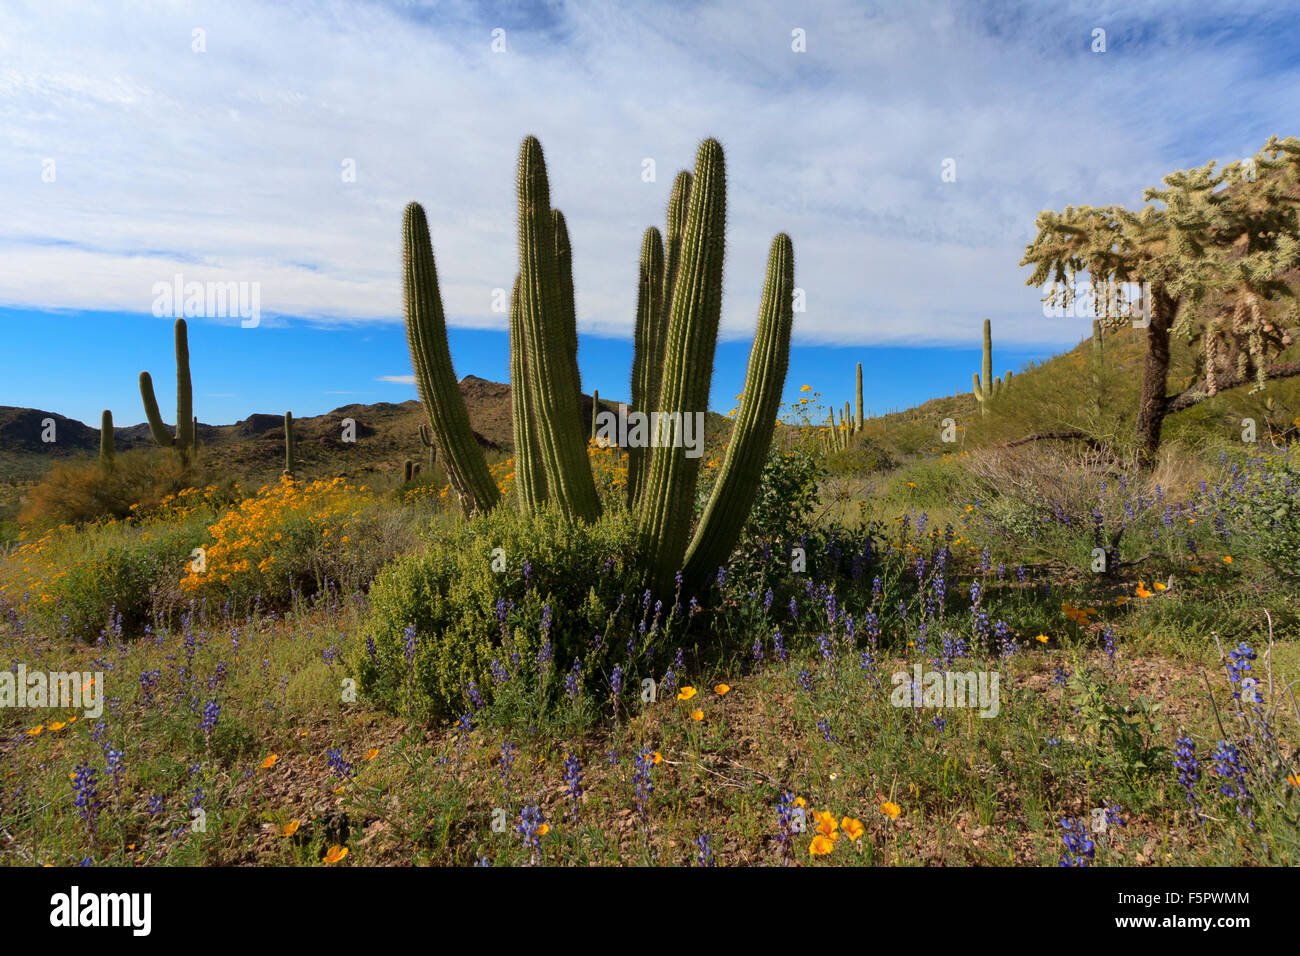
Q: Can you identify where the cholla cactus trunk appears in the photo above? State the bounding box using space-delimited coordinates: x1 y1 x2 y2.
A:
515 136 601 523
402 202 500 515
283 411 296 478
139 318 196 466
637 139 726 595
683 234 794 585
855 362 864 432
1091 318 1104 413
99 409 115 469
510 277 548 513
629 227 665 506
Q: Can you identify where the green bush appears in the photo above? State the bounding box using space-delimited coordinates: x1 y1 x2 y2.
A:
0 517 208 639
1207 450 1300 579
357 505 688 721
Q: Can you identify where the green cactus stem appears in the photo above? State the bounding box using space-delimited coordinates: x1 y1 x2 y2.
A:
515 136 601 522
510 276 549 514
418 422 438 471
636 139 727 593
855 362 864 432
402 201 500 515
683 234 794 584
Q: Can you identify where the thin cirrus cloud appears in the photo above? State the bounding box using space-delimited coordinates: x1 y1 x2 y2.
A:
0 0 1297 350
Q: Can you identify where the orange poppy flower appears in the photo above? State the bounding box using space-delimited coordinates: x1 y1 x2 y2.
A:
880 801 901 820
677 686 697 701
841 817 865 841
323 845 348 864
260 754 278 769
809 835 836 856
281 820 301 836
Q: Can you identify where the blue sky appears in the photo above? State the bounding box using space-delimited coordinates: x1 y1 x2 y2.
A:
2 0 1299 426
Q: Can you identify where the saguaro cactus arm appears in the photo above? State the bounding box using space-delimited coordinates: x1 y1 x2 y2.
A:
629 226 665 506
402 202 500 515
139 372 174 448
683 234 794 585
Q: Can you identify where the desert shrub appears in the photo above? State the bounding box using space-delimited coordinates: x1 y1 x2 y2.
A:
180 476 416 613
357 505 691 721
1203 450 1300 579
824 435 895 476
0 516 208 639
17 450 234 529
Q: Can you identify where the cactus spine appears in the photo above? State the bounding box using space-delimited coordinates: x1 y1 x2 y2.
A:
683 234 794 582
99 409 115 469
283 411 296 478
402 202 500 515
139 318 195 467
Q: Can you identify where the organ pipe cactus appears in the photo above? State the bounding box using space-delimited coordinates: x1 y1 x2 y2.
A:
139 318 196 467
283 411 296 478
402 136 794 596
402 202 501 515
99 410 114 470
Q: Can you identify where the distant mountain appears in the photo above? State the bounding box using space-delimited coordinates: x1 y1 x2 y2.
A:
0 376 616 486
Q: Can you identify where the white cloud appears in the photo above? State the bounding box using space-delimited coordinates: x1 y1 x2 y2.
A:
376 374 416 385
1 0 1297 350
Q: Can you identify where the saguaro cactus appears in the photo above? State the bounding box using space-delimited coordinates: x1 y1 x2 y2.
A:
403 459 415 483
283 411 296 478
140 318 196 466
403 202 501 515
99 410 115 470
855 362 864 432
590 389 600 442
971 317 1012 415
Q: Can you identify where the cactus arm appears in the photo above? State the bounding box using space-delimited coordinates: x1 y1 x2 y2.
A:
629 226 665 507
553 209 584 426
402 202 500 514
683 234 794 585
510 275 549 513
515 136 601 522
637 139 727 594
139 371 175 447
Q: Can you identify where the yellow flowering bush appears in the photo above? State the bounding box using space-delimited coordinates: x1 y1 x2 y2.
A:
181 476 405 612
